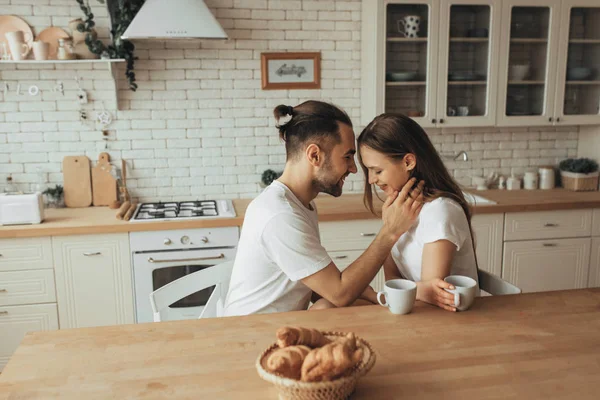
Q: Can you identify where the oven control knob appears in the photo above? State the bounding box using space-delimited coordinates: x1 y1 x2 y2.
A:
201 236 209 243
163 238 172 245
180 236 190 245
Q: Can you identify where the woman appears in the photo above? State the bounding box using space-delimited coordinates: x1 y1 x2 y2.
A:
357 113 478 312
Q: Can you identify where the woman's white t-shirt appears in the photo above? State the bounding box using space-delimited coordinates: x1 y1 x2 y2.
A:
390 197 479 284
223 181 332 316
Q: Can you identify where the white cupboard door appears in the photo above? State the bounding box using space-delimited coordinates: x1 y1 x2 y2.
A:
502 237 591 293
52 234 134 329
0 303 58 371
436 0 501 127
383 0 440 128
0 237 53 272
589 238 600 288
553 1 600 126
496 0 561 127
471 213 503 277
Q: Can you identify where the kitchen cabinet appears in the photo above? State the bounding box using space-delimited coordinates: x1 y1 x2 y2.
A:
589 237 600 287
471 213 504 277
502 237 591 292
52 233 135 329
0 237 58 372
362 0 600 127
320 220 386 292
504 209 592 241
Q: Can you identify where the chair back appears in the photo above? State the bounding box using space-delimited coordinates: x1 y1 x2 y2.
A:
478 269 521 296
149 260 234 322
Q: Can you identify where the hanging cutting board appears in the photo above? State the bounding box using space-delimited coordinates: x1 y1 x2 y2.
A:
91 152 117 206
63 156 92 208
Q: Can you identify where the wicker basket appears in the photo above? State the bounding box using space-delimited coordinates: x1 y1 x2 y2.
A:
560 171 599 191
256 331 376 400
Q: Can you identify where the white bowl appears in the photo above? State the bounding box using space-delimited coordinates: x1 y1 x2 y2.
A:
509 64 530 81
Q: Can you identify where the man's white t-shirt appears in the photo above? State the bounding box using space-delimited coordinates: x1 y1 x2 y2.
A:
223 181 332 316
390 197 479 285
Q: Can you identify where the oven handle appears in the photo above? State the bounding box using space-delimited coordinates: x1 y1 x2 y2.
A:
147 253 225 263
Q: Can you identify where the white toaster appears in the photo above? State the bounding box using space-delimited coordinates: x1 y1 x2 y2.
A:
0 192 45 225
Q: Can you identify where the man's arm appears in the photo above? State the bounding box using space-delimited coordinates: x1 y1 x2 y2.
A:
301 179 424 307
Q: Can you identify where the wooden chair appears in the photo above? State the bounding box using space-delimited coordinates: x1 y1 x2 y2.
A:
478 269 521 295
149 260 234 322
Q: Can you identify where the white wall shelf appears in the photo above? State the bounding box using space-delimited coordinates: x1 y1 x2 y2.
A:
0 59 125 109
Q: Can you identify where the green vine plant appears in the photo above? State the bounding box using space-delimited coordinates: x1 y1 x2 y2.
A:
75 0 146 91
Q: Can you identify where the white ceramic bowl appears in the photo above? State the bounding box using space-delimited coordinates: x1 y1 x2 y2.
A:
508 64 530 81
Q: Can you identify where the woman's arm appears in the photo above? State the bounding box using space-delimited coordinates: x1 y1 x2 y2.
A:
416 240 460 312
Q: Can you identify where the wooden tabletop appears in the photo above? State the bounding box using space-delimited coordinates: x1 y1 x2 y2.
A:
2 189 600 238
1 289 599 399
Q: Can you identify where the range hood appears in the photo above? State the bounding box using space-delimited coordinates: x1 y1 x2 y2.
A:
121 0 228 40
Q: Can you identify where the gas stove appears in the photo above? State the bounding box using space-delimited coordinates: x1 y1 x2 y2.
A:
131 199 236 221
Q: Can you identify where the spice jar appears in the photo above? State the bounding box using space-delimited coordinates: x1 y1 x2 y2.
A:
538 166 555 190
507 174 521 190
524 171 539 190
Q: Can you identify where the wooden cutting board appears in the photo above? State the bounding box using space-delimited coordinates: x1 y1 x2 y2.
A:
62 156 92 208
91 152 117 206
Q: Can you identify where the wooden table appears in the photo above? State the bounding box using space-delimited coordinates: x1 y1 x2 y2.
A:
1 289 599 399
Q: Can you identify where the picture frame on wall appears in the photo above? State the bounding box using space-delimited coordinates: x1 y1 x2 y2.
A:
260 52 321 90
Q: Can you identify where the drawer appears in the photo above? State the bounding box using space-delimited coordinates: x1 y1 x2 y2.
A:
504 210 592 241
592 209 600 237
0 237 53 272
320 220 383 251
330 250 386 292
0 269 56 307
0 303 59 371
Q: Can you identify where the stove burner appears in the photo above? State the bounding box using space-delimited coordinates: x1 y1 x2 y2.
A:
133 200 222 220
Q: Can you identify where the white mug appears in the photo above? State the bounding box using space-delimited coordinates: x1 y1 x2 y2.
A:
457 106 470 116
32 41 49 61
5 31 30 61
377 279 417 315
447 106 457 116
444 275 477 311
397 15 420 38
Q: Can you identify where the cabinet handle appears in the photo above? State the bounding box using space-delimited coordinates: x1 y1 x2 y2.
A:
432 119 437 123
334 255 348 260
0 311 7 315
544 223 558 227
543 243 557 247
0 289 6 293
556 117 561 122
548 117 553 122
83 252 102 256
148 254 225 263
439 118 445 124
360 232 376 237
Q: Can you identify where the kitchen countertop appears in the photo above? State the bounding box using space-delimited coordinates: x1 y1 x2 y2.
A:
1 288 599 399
2 189 600 238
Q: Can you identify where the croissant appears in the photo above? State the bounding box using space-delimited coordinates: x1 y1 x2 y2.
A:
300 333 363 382
276 326 331 348
266 345 311 380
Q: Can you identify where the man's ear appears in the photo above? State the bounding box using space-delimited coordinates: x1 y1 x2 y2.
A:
404 153 417 171
306 143 323 167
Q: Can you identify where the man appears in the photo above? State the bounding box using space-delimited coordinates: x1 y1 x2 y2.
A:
223 101 423 316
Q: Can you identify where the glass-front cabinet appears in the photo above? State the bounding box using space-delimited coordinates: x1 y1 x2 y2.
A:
361 0 600 127
554 1 600 125
497 1 561 126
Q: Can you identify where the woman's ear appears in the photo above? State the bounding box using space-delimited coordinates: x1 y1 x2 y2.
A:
404 153 417 171
306 143 323 167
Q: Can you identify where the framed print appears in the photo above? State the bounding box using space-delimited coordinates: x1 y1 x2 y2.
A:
261 52 321 90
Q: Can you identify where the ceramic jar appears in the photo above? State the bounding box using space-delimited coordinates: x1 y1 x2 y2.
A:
538 166 556 190
524 171 539 190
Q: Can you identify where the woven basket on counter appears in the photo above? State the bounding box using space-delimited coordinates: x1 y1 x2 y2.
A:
256 331 376 400
560 171 599 191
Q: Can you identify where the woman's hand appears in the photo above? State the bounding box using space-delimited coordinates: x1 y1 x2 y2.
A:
381 179 425 240
417 278 458 312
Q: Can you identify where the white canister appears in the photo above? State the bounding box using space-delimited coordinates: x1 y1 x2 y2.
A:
538 166 556 190
523 171 539 190
507 175 521 190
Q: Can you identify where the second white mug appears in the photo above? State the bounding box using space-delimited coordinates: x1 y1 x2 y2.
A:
444 275 477 311
32 41 49 61
377 279 417 315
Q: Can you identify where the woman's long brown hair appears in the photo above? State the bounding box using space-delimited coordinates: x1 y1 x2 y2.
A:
357 113 478 269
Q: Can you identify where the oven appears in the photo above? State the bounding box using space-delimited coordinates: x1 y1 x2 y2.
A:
130 227 239 323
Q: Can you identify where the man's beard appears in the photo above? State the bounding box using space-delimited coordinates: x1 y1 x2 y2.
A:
312 157 345 197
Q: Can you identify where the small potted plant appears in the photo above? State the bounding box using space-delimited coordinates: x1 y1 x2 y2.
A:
43 185 65 208
260 169 282 188
559 158 599 191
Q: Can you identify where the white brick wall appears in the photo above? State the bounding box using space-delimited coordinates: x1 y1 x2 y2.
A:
0 0 579 201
